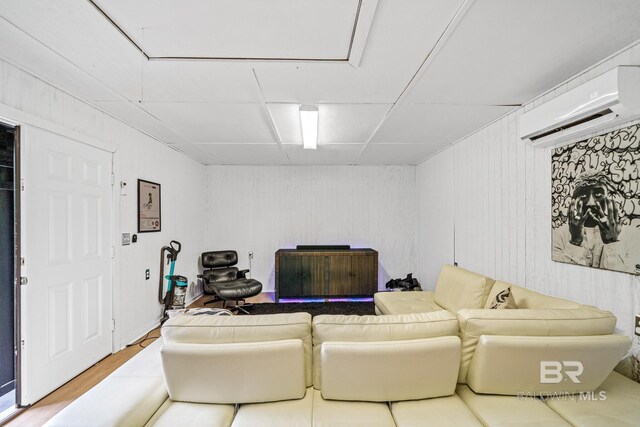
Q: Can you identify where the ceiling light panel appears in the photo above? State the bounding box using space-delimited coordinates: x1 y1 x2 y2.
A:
267 104 393 145
93 0 360 60
299 106 318 149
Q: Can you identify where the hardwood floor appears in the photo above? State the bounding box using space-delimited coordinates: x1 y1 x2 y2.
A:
1 292 274 426
2 332 160 427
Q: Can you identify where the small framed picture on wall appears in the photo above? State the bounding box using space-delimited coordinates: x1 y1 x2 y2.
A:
138 179 161 232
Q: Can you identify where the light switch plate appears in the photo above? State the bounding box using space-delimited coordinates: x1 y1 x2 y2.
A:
635 314 640 336
122 233 131 246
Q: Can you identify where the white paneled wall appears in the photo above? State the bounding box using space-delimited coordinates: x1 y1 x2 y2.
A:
415 149 454 289
0 58 207 349
207 166 417 292
417 42 640 337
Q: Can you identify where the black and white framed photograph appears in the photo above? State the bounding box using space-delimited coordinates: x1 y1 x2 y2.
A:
138 179 161 233
551 123 640 275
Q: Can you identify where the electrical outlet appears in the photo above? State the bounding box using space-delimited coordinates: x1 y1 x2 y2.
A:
635 314 640 336
145 269 150 280
121 233 131 246
249 251 254 259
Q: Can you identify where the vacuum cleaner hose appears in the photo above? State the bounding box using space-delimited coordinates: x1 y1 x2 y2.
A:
158 245 170 304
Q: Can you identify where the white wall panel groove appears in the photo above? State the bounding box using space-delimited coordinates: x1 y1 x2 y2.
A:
207 165 417 292
0 57 208 353
417 43 640 338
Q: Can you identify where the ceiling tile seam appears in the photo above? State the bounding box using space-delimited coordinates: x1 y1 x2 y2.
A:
86 0 148 60
346 0 364 59
415 37 640 167
192 142 283 145
0 15 225 166
0 14 141 104
167 144 207 164
193 142 366 145
0 18 216 163
266 102 394 106
347 0 379 68
118 103 195 141
147 57 349 62
251 68 292 165
354 0 477 162
87 0 363 64
175 143 232 165
141 101 278 105
405 102 522 107
92 1 350 64
363 142 448 145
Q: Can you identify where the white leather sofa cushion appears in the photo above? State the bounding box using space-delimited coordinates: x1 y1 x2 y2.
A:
145 399 234 427
232 387 314 427
391 395 483 427
545 371 640 426
312 312 458 388
44 376 169 427
484 282 581 309
320 337 460 402
456 384 572 427
161 339 306 404
467 334 630 395
312 389 396 427
434 264 495 313
457 306 617 383
374 291 441 314
162 312 313 386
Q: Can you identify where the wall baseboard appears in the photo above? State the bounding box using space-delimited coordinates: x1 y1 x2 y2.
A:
185 291 203 307
125 317 162 348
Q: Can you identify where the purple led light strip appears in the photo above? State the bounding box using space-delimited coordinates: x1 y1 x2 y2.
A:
278 297 373 303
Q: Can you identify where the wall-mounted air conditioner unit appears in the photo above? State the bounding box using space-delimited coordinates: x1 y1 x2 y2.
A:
519 66 640 148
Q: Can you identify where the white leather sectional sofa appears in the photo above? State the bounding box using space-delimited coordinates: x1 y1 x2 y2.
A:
45 265 640 426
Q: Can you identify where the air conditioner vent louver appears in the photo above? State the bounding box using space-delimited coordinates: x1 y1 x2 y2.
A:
529 109 614 141
519 66 640 148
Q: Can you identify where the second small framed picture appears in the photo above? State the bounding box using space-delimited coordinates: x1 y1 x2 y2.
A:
138 179 161 232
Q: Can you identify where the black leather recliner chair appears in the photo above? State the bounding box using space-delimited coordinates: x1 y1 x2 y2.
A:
197 250 262 314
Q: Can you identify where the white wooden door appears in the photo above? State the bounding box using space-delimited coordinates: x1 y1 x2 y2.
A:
21 127 113 404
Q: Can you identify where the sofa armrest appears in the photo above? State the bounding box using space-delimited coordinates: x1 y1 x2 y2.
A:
44 376 168 427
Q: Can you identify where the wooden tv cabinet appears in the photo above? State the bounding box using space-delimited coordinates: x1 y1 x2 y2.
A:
275 248 378 301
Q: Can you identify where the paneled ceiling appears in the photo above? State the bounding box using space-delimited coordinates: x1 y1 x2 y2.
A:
1 0 640 165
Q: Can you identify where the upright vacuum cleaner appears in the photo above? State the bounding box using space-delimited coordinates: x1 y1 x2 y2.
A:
159 240 188 323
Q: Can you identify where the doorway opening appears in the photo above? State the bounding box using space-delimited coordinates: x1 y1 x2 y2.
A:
0 122 18 418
